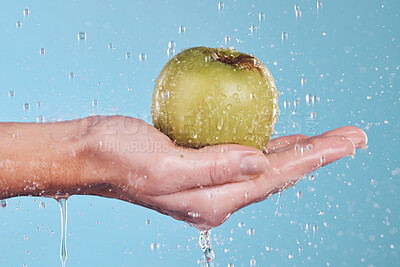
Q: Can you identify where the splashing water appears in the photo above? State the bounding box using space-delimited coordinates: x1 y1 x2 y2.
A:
199 230 215 267
58 198 68 267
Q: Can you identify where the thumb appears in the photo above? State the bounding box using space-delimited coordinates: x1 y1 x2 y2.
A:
158 144 270 191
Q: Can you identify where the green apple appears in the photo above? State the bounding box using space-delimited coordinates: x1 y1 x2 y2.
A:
151 46 279 151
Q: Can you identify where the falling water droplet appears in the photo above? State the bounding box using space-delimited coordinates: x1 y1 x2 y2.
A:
294 5 302 19
218 2 224 12
9 91 15 98
92 99 98 106
168 41 176 48
306 94 310 104
313 225 318 237
178 25 186 34
150 242 159 251
1 200 6 208
16 21 22 28
317 1 323 12
78 32 86 41
199 230 215 266
284 100 290 109
23 103 30 110
228 263 234 267
146 219 151 225
250 258 256 266
108 43 113 50
139 53 147 62
23 8 30 16
69 72 75 80
126 52 131 60
301 78 307 87
224 36 231 44
167 47 175 56
297 191 303 201
309 174 315 180
36 101 42 108
259 12 266 22
40 48 45 55
250 25 257 33
288 254 294 259
58 198 68 267
37 116 44 123
282 32 288 42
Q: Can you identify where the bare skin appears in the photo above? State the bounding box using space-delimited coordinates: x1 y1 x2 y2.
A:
0 115 368 229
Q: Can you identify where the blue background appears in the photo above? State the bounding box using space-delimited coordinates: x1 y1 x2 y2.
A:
0 0 399 266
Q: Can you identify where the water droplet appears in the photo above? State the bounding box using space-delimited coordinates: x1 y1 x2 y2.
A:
146 219 151 225
233 93 238 99
168 41 176 48
238 222 245 228
317 1 323 12
294 5 302 18
40 48 45 55
297 191 303 200
126 52 131 60
259 12 266 22
310 112 317 119
164 90 169 98
294 144 300 151
37 116 44 123
250 258 256 266
309 174 315 180
301 78 307 87
23 8 30 16
288 254 294 259
178 25 186 34
226 104 232 110
23 103 30 110
150 242 159 251
282 32 288 41
247 228 255 236
39 201 46 208
265 246 272 252
217 117 224 131
1 200 6 207
167 47 175 56
92 99 98 106
139 53 147 62
250 25 257 33
69 72 75 79
313 225 318 237
108 43 113 50
218 2 224 12
228 263 234 267
306 94 311 104
283 100 290 109
78 32 86 40
9 91 15 98
224 36 231 44
16 21 22 28
307 144 313 150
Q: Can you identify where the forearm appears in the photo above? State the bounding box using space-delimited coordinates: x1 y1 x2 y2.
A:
0 116 101 199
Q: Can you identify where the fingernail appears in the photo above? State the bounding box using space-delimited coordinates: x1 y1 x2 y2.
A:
240 154 270 176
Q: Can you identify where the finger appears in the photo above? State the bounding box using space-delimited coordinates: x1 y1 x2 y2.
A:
149 144 270 195
266 134 309 153
266 135 355 188
319 126 368 149
147 135 357 228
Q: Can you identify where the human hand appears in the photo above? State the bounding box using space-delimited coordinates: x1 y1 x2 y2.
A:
83 116 367 229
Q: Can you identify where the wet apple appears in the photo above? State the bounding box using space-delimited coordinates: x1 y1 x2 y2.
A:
151 47 279 151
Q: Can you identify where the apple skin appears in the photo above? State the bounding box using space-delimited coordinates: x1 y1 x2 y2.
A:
151 47 279 151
